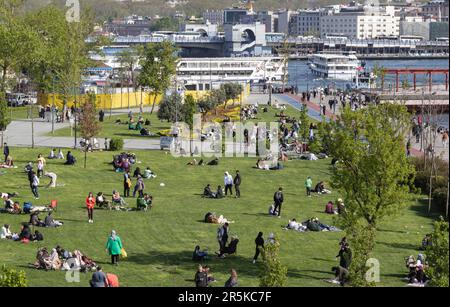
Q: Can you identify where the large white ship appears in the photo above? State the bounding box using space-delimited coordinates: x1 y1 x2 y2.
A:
308 52 361 81
176 57 287 91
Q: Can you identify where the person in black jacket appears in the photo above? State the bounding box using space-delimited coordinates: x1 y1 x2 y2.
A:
194 265 208 287
273 187 284 218
234 170 241 198
253 232 264 264
3 143 9 163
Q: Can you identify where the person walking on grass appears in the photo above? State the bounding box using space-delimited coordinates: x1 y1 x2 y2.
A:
106 230 123 265
217 223 229 256
273 187 284 218
253 232 264 264
31 172 40 199
305 176 313 197
123 171 131 197
234 170 241 198
86 192 95 223
133 175 145 198
37 154 46 178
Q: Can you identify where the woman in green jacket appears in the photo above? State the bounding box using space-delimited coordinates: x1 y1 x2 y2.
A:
105 230 123 265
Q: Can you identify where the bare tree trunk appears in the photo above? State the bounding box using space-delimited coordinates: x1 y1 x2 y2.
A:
446 178 449 218
150 93 158 114
428 152 434 214
84 148 87 169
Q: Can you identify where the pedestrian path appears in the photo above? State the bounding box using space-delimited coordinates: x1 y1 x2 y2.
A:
4 107 161 151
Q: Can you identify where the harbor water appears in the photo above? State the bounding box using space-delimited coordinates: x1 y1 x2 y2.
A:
288 58 449 91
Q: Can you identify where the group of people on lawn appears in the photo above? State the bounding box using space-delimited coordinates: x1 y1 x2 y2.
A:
203 170 241 199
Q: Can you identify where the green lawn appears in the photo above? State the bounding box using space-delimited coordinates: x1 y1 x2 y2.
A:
0 147 439 287
7 106 40 121
47 112 172 139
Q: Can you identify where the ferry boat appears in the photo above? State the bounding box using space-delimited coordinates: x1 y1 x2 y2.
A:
176 57 287 91
308 52 361 81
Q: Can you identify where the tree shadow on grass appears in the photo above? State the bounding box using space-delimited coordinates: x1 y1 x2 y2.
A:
410 199 442 219
287 268 333 281
126 250 261 279
376 241 419 251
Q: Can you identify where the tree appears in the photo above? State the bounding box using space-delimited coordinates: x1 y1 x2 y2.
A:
259 238 287 287
328 104 416 286
425 217 449 287
0 92 10 145
157 92 183 123
150 16 180 32
25 4 94 119
182 94 197 128
117 47 139 110
79 94 101 168
137 41 178 114
298 103 309 142
221 83 242 107
0 264 27 287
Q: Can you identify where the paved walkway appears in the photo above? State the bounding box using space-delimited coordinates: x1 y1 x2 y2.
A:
280 93 449 161
4 107 161 151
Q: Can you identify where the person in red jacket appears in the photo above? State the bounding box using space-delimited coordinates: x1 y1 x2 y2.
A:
86 192 95 223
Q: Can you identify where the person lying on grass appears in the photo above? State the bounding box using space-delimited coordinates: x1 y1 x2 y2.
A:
204 212 234 224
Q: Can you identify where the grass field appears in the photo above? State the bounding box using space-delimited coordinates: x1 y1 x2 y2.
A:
0 147 438 287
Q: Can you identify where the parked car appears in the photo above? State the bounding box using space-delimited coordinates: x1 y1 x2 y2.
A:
6 93 33 107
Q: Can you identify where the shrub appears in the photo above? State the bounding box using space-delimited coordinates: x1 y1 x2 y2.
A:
0 265 27 287
259 237 287 287
109 138 124 151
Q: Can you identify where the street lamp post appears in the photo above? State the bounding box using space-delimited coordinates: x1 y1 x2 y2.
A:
74 86 77 149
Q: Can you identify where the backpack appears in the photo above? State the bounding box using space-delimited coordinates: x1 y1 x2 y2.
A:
23 202 33 214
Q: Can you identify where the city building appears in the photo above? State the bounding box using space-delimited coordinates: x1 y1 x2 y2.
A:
320 5 400 39
421 0 449 22
290 9 327 37
202 10 224 25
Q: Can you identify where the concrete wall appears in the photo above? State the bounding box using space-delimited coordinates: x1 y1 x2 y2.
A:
429 21 449 39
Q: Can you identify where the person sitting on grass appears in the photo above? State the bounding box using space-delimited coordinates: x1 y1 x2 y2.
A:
17 223 32 241
337 198 346 215
192 245 208 261
96 192 111 209
32 230 44 242
29 212 45 227
112 190 128 209
325 201 337 214
314 181 331 194
57 148 65 160
331 266 349 286
136 194 152 211
1 224 13 239
135 122 142 131
142 167 156 179
65 151 76 165
133 167 142 178
217 236 239 258
420 234 432 251
48 148 56 159
203 184 216 198
44 211 63 227
216 185 224 199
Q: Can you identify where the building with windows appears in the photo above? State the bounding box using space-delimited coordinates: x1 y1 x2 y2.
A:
202 10 224 25
290 9 327 37
421 0 449 22
320 6 400 39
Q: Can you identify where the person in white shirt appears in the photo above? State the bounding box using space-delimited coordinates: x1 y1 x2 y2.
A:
1 224 12 239
224 172 233 196
44 172 57 188
57 148 65 160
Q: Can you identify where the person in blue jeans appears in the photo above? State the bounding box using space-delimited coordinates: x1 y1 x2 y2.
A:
31 173 40 199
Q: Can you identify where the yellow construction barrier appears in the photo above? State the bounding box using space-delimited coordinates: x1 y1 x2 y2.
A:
38 84 250 110
38 91 162 110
